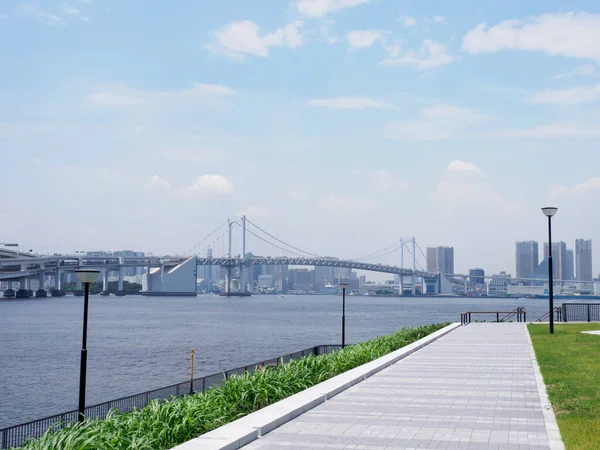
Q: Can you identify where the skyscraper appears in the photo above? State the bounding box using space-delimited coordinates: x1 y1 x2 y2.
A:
566 249 574 281
426 247 454 275
544 241 568 281
515 241 538 279
426 248 437 273
576 239 593 281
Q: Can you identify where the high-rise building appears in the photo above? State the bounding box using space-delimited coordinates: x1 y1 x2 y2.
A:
469 268 485 285
576 239 593 281
426 247 454 274
426 248 437 273
515 241 538 279
566 249 574 281
544 241 568 280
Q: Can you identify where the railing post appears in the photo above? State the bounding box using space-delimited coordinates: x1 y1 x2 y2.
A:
202 377 206 392
468 312 471 323
588 304 591 322
496 312 499 322
524 312 526 322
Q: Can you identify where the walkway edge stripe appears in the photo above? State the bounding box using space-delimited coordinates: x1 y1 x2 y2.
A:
170 322 461 450
525 327 565 450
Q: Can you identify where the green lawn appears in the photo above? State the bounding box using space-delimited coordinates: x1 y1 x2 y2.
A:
528 323 600 450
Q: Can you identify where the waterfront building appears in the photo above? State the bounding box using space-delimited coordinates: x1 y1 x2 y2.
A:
488 271 511 296
258 275 274 288
515 241 539 279
141 256 197 296
576 239 593 281
566 249 575 281
426 247 454 275
469 268 485 285
289 268 314 292
544 241 568 280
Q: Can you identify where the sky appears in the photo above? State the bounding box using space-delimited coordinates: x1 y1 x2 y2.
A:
1 0 600 277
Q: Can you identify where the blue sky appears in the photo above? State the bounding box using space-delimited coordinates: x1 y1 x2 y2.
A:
1 0 600 276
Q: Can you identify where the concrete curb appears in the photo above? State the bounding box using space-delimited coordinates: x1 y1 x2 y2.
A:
170 322 461 450
525 326 565 450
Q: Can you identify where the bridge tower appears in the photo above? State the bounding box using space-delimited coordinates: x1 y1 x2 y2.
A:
412 237 416 296
225 219 232 294
400 239 404 295
240 215 247 294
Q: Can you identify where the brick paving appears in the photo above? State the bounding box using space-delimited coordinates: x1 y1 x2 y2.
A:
243 323 553 450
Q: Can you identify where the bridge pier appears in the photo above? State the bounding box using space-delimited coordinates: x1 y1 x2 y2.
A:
101 270 110 295
116 266 126 296
16 278 31 298
36 270 47 297
51 270 65 296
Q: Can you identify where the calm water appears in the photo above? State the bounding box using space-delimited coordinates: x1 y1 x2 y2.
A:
0 294 553 428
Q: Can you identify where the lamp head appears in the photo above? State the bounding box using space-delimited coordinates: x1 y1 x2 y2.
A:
75 269 100 284
339 282 349 289
542 207 558 218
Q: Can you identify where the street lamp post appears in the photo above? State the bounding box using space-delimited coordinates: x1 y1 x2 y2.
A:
542 207 558 334
339 282 349 349
75 269 100 422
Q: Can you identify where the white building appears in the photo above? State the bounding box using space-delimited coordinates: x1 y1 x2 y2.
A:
141 257 197 296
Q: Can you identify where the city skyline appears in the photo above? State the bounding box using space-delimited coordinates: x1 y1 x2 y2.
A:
2 0 600 275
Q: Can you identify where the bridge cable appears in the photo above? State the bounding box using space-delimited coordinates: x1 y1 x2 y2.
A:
183 220 229 256
245 219 321 258
351 240 402 261
244 228 310 258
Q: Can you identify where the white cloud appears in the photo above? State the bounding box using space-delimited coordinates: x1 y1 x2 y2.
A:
235 204 269 218
371 170 409 192
447 160 484 175
529 82 600 105
18 3 65 26
60 3 89 21
433 181 519 215
347 29 388 50
207 20 303 59
432 16 446 23
380 40 453 70
0 13 9 19
385 104 492 141
295 0 369 18
88 83 235 108
401 15 417 26
321 194 372 211
489 123 600 138
289 190 311 202
554 64 596 79
60 4 79 15
143 175 170 191
552 177 600 197
462 12 600 62
309 96 391 109
186 175 233 194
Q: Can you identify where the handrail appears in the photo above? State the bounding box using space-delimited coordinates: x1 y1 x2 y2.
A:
461 309 527 325
0 344 342 449
500 307 526 322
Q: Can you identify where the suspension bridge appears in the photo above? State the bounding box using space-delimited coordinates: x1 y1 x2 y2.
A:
1 216 446 298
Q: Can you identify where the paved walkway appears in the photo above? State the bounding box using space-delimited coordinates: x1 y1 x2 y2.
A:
243 324 556 450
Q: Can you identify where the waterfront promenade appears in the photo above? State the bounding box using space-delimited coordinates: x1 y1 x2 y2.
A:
241 324 563 450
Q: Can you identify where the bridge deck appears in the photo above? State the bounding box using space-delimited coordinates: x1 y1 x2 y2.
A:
243 324 562 450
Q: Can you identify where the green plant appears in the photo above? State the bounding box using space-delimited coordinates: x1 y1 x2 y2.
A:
16 323 448 450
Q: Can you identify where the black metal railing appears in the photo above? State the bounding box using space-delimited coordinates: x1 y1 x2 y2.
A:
461 308 527 325
0 344 342 449
560 303 600 322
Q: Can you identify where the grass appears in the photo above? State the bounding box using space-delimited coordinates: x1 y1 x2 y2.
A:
16 323 448 450
528 323 600 450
